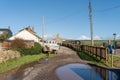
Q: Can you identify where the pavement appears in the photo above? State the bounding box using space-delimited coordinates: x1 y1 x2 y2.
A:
114 49 120 55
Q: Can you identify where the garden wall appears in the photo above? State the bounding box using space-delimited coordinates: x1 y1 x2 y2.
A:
0 50 21 63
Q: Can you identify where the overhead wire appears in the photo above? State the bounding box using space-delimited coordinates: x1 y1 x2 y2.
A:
46 3 120 25
45 10 80 25
94 4 120 13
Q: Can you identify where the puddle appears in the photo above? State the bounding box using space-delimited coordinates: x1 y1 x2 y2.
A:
6 77 14 80
56 63 120 80
7 77 21 80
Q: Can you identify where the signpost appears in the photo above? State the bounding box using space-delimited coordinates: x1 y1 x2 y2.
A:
111 33 117 67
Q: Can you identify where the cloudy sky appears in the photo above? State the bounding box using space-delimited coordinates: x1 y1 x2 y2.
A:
0 0 120 40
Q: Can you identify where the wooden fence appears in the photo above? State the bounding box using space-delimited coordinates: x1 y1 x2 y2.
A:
62 43 109 63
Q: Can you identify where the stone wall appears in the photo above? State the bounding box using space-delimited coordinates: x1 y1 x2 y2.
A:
0 50 21 63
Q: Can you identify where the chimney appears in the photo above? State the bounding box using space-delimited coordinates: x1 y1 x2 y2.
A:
28 26 31 32
8 26 10 30
32 27 34 32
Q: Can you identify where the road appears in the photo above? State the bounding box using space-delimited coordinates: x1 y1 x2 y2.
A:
0 46 86 80
114 49 120 55
0 46 120 80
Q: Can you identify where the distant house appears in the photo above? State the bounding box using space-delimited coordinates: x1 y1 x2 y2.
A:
0 26 12 41
0 27 13 50
2 26 42 48
54 34 63 45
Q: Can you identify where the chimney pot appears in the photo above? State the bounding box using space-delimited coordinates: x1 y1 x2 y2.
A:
28 26 31 32
8 26 10 30
32 27 34 32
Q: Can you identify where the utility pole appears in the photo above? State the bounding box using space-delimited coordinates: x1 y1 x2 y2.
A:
42 16 44 46
89 0 94 46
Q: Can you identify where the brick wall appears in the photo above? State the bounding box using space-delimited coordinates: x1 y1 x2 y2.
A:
2 41 10 48
2 40 34 49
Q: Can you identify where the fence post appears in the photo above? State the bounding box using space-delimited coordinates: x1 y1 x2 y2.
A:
100 48 102 61
96 47 97 58
105 48 108 64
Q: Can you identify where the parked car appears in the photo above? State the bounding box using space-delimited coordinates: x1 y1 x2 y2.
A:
44 40 60 51
40 40 60 53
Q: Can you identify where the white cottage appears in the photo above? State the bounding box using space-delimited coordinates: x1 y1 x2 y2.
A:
8 26 41 42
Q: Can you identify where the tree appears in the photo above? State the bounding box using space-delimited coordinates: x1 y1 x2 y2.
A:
0 32 9 41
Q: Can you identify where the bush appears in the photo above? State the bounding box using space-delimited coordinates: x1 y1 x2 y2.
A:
12 42 43 55
11 38 26 48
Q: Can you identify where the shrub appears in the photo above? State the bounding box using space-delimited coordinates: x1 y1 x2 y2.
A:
33 42 42 53
0 32 9 42
11 38 26 48
12 42 43 55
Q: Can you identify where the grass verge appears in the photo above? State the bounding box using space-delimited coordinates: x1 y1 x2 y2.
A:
0 53 55 73
78 51 120 67
108 54 120 67
77 52 108 66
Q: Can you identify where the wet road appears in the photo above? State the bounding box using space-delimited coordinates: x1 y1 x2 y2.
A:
0 46 84 80
114 49 120 55
0 46 120 80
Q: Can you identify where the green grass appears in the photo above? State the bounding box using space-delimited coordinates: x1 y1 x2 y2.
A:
78 51 120 67
77 52 107 66
0 53 55 73
81 40 107 46
80 40 120 46
108 54 120 67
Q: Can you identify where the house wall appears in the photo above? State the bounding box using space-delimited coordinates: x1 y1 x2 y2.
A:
24 40 34 48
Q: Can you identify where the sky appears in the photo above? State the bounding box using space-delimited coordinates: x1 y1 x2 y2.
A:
0 0 120 40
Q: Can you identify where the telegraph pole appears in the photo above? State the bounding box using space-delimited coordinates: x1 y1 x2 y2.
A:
89 0 94 46
42 16 44 46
